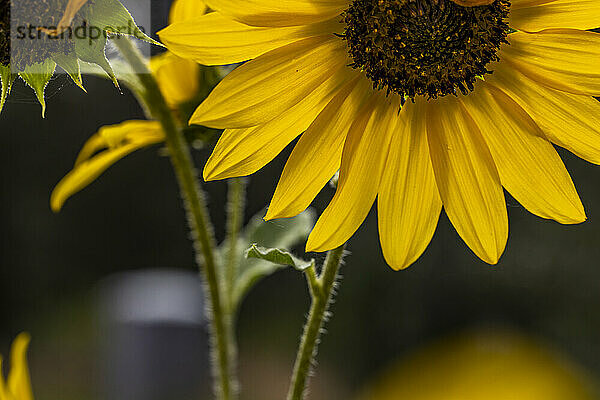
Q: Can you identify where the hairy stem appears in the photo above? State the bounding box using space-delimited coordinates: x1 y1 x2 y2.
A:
286 244 346 400
221 177 246 397
225 178 246 306
113 37 235 400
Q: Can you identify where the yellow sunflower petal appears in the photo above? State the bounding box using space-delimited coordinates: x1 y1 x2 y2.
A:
158 13 341 66
204 0 349 27
510 0 600 32
149 52 199 106
462 83 585 224
487 62 600 165
7 333 33 400
426 96 508 265
501 30 600 96
51 121 164 212
377 99 442 271
0 357 12 400
265 75 370 220
306 93 399 252
74 133 107 166
52 144 143 212
98 120 164 147
189 35 347 128
169 0 206 24
203 69 354 181
511 0 556 7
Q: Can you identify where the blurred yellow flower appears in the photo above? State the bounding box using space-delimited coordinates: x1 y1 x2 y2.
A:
51 0 206 211
149 0 206 108
159 0 600 270
149 51 200 108
0 333 34 400
359 328 598 400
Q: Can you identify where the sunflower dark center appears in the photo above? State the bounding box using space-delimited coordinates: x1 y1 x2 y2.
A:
343 0 510 101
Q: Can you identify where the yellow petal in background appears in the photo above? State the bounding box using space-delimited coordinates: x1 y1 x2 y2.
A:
190 36 347 129
511 0 556 7
306 94 399 252
377 100 442 271
7 333 33 400
73 134 107 167
501 30 600 96
487 62 600 165
150 0 205 107
359 328 598 400
0 359 10 400
203 0 349 27
51 120 164 212
96 120 164 148
169 0 206 24
203 69 354 181
510 0 600 32
149 52 199 106
462 83 585 224
265 76 370 220
426 97 508 265
158 13 341 66
51 146 140 212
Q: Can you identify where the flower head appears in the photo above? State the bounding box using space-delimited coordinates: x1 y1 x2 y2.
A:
0 0 158 116
0 333 34 400
159 0 600 269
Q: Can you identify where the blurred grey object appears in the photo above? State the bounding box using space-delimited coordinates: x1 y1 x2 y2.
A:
96 269 209 400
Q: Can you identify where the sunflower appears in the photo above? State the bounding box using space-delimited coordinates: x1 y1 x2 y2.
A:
0 333 34 400
159 0 600 270
0 0 157 116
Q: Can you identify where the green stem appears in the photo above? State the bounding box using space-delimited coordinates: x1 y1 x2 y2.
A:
225 178 246 306
286 244 347 400
113 37 235 400
221 177 246 397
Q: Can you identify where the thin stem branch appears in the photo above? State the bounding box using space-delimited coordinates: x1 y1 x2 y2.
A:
286 244 346 400
304 263 320 298
113 37 235 400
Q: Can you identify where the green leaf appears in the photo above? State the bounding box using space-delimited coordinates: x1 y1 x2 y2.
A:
19 60 57 117
232 244 314 307
52 49 85 91
1 0 162 116
73 32 118 87
230 210 316 306
79 58 152 115
246 244 313 271
72 0 162 86
86 0 161 46
0 64 16 114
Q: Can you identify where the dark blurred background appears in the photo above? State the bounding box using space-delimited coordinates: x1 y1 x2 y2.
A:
1 2 600 399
